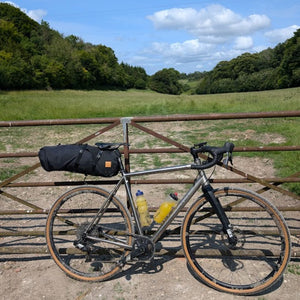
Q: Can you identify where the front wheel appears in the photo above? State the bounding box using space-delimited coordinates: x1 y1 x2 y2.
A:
45 186 133 281
181 187 291 295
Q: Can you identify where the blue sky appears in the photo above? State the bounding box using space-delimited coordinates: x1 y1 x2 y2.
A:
2 0 299 74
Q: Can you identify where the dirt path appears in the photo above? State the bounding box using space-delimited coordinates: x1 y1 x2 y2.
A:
0 252 299 300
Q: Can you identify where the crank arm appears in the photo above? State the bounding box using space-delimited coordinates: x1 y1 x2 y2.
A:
86 235 133 250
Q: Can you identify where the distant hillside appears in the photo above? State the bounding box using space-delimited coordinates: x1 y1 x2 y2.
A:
0 2 299 93
195 29 300 94
0 3 147 90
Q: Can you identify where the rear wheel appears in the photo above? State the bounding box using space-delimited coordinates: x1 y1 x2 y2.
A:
46 186 133 281
181 187 291 295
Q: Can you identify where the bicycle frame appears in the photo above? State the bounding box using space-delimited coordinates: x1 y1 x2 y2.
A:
85 155 233 251
123 163 208 243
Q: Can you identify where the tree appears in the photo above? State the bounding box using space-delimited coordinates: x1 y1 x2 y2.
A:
0 19 22 52
120 63 148 89
0 3 39 37
134 78 147 89
277 28 300 87
149 68 182 95
195 29 300 94
0 3 149 90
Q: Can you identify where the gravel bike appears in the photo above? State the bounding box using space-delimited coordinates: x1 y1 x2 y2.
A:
45 142 291 295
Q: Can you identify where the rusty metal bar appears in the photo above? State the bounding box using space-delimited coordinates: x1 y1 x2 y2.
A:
1 111 299 127
0 152 38 158
1 205 299 216
0 117 120 127
225 164 300 200
234 146 300 152
0 190 43 210
0 231 46 237
0 246 299 258
2 177 299 188
131 121 190 152
0 247 49 254
2 145 300 158
0 162 41 189
77 120 120 144
129 146 300 152
0 209 48 215
1 227 299 238
131 111 300 122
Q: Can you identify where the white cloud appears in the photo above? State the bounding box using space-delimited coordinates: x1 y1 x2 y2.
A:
26 9 47 23
150 39 214 63
148 7 198 30
210 49 245 62
142 42 246 73
265 25 299 43
1 1 47 23
234 36 253 50
148 5 270 42
145 4 271 72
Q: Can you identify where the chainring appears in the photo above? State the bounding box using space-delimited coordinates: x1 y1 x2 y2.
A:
131 236 155 261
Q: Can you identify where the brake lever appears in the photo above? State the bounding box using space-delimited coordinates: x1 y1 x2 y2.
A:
223 151 233 167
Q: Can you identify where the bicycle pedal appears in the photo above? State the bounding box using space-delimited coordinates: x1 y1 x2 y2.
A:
73 240 87 251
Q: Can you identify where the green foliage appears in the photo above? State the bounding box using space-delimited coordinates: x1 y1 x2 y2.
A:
196 29 300 94
0 3 39 37
120 63 148 89
0 3 148 91
180 71 207 81
149 68 182 95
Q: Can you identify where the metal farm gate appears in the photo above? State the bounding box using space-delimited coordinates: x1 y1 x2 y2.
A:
0 111 299 257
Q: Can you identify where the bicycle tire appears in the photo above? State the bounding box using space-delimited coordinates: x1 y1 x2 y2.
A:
46 186 133 281
181 187 291 295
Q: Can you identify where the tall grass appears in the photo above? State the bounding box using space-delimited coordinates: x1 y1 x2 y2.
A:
0 87 299 120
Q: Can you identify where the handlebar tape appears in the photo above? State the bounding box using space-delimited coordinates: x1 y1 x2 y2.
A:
191 142 234 170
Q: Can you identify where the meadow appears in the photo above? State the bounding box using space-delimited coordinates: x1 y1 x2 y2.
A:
0 87 299 120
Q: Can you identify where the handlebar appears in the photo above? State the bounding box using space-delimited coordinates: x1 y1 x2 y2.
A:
191 142 234 170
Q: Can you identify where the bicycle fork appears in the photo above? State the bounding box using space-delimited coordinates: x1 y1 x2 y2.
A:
202 183 237 246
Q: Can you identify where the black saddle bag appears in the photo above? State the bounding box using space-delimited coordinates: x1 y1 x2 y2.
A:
38 144 121 177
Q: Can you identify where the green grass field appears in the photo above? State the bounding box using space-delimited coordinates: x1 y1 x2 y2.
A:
0 87 299 120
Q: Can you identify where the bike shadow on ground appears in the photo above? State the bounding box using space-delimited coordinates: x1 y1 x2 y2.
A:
115 252 180 281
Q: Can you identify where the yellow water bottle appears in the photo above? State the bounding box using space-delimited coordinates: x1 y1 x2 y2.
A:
154 192 178 223
136 190 151 227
